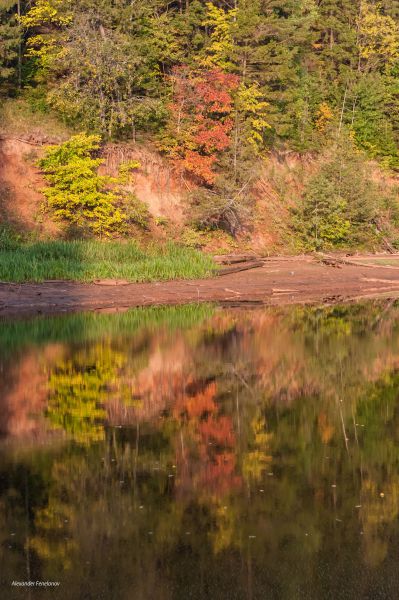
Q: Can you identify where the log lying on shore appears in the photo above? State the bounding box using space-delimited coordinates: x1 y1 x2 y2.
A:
217 260 265 276
213 254 260 266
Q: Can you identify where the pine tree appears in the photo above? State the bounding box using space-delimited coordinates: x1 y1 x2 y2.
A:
0 0 21 94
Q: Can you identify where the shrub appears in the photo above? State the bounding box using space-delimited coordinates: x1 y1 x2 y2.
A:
0 225 22 250
181 228 209 248
39 133 125 237
124 193 151 230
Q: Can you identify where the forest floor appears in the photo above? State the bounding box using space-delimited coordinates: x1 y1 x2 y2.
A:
3 254 399 317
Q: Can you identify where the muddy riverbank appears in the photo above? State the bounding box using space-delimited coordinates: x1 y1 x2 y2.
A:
3 255 399 317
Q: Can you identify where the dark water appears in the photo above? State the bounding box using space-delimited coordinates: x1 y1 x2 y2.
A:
1 302 399 599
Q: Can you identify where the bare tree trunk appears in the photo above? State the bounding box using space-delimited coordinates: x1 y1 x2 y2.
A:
233 109 239 181
338 85 348 134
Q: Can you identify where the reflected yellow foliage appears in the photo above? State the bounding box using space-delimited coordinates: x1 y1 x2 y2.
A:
242 417 273 484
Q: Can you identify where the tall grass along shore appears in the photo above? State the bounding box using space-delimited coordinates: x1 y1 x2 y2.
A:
0 239 216 283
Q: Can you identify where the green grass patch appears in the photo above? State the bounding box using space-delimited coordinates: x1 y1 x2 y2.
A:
0 240 216 283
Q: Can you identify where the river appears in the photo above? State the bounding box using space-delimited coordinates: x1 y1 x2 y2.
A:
1 302 399 599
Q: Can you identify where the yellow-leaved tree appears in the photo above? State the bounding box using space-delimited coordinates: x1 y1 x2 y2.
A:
358 1 399 73
235 82 271 155
201 2 238 71
19 0 72 75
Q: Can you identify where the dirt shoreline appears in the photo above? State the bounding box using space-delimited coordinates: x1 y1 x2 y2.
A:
2 255 399 318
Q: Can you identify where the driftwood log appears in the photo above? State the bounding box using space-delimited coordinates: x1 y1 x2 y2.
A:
217 260 265 276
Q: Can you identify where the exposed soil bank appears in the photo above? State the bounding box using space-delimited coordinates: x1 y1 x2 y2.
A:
3 255 399 318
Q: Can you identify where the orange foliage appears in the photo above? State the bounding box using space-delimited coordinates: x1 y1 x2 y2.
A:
181 151 217 184
166 66 239 185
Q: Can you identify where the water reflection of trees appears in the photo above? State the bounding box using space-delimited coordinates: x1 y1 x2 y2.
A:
2 301 399 597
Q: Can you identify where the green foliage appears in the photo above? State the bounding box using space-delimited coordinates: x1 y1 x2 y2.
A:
0 223 22 249
0 0 21 94
20 0 168 137
350 73 399 168
1 0 399 167
39 133 125 236
123 192 151 230
292 137 383 250
294 180 352 249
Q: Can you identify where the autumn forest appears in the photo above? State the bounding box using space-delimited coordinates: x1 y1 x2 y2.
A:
2 0 399 251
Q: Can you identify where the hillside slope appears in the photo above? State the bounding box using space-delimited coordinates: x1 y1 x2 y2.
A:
0 130 290 253
1 110 399 256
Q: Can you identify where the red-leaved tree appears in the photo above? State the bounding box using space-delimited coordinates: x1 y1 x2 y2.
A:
162 66 240 185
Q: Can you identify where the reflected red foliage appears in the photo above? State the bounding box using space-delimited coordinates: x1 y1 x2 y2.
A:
173 380 241 498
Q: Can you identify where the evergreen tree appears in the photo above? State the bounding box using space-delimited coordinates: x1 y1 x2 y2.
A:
0 0 21 94
293 135 386 250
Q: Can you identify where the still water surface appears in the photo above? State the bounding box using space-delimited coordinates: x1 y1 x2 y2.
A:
1 302 399 599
